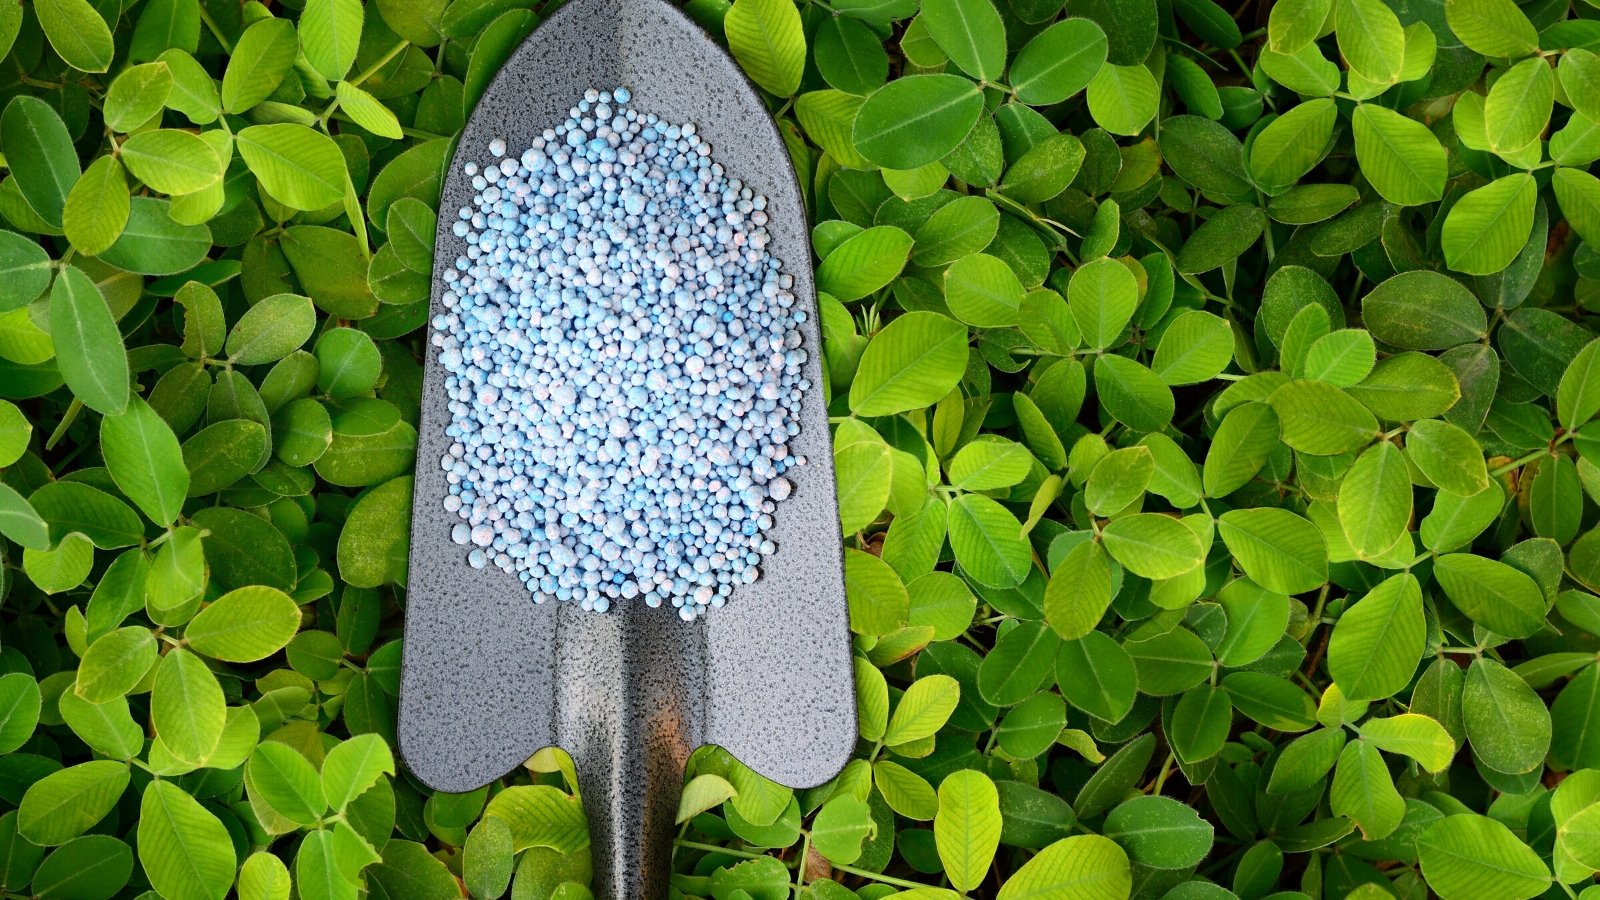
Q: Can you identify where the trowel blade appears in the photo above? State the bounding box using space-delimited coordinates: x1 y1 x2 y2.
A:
398 0 855 799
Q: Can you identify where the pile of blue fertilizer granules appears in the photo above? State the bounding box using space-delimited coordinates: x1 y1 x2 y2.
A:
433 87 811 620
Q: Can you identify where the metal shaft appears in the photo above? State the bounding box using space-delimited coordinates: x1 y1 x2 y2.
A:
556 602 701 898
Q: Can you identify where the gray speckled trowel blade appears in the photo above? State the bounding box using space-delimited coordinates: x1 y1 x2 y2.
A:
396 1 856 895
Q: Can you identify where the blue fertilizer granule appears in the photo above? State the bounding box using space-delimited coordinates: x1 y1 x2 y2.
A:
433 87 811 620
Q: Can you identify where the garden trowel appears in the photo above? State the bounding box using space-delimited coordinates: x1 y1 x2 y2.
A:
397 0 856 896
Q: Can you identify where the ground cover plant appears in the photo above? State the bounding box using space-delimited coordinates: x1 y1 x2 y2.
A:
5 0 1600 897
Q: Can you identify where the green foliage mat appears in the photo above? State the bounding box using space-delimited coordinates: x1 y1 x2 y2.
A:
4 0 1600 897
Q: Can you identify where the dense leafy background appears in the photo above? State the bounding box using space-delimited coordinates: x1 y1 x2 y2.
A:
5 0 1600 897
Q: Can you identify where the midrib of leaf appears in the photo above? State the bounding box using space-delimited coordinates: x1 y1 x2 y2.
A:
1017 34 1099 94
1340 0 1398 81
1344 588 1405 698
1455 176 1531 263
32 765 119 825
149 785 218 891
57 281 119 404
1358 107 1435 196
42 1 110 71
1226 521 1317 579
861 86 975 145
1487 67 1547 152
242 135 342 196
953 497 1001 560
940 0 988 80
163 656 212 762
13 103 74 209
856 326 963 409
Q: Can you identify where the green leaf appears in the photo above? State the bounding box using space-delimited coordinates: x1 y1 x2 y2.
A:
248 741 326 825
0 230 53 312
1203 402 1280 497
920 0 1006 81
76 626 158 703
845 548 910 636
1561 337 1600 431
138 780 236 900
885 674 961 746
322 734 395 813
226 293 317 365
1328 573 1425 702
1561 49 1600 123
1170 684 1232 763
301 0 363 80
1068 258 1137 351
186 586 302 662
816 225 913 301
949 438 1032 491
101 395 189 526
63 156 130 257
1485 57 1554 156
334 82 404 140
1250 99 1336 192
1442 173 1537 276
1445 0 1538 58
1352 103 1447 206
945 252 1023 327
1010 19 1108 105
1361 270 1486 351
1337 441 1411 560
1268 0 1332 52
0 673 42 754
1085 446 1153 516
237 124 349 211
853 75 985 169
120 130 225 196
1463 657 1552 775
1218 507 1328 594
1361 713 1456 772
239 852 291 900
1152 310 1232 385
182 420 268 496
151 647 225 766
1085 63 1159 136
483 786 589 854
99 198 212 276
997 834 1131 900
1407 419 1489 495
811 795 874 866
30 834 133 900
1337 0 1404 85
1434 553 1546 639
1093 354 1175 432
221 18 298 114
24 531 93 594
48 264 129 416
36 0 114 72
933 769 1002 891
1044 540 1113 640
337 475 413 589
1104 794 1214 869
1331 739 1404 839
677 773 738 824
18 761 129 846
1267 379 1378 455
726 0 806 96
1 95 80 228
1555 167 1600 246
1418 813 1551 900
814 17 888 95
1101 513 1204 579
948 493 1032 588
850 312 968 416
